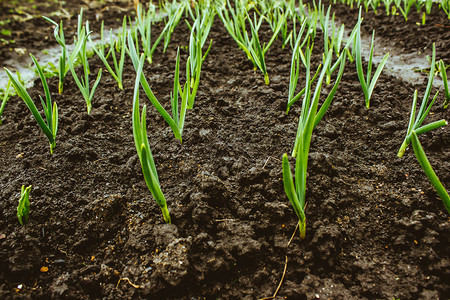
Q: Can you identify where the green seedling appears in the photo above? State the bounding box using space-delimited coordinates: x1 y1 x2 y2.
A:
186 2 214 50
287 19 356 114
410 131 450 215
132 54 171 224
394 0 414 20
216 0 283 85
288 2 317 53
5 54 58 154
68 25 102 114
287 38 317 114
185 25 212 108
87 17 126 90
128 33 189 142
43 16 69 94
383 0 394 15
246 10 281 85
162 1 185 53
17 185 32 226
441 0 450 19
438 59 449 109
425 0 433 13
397 44 447 157
369 0 382 12
342 17 362 64
320 5 345 84
216 0 250 57
284 47 346 239
133 3 174 64
0 79 12 125
185 2 214 108
266 5 291 49
355 8 389 108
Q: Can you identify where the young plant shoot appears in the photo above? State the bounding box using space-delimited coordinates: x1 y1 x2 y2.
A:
43 16 69 94
128 33 189 142
17 185 32 226
287 19 357 114
216 0 282 85
275 6 291 49
246 10 282 85
397 44 447 157
134 3 174 64
185 6 213 109
383 0 394 15
5 54 58 154
410 131 450 215
355 8 389 108
342 18 361 63
162 2 185 53
395 0 414 21
187 3 215 50
287 37 318 114
305 2 319 42
439 59 449 109
216 0 252 60
135 3 157 64
68 25 102 114
132 54 171 224
265 4 290 49
283 47 346 239
320 5 345 85
87 17 126 90
0 79 12 125
442 0 450 19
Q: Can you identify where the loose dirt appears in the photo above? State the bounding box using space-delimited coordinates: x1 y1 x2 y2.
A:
0 1 449 299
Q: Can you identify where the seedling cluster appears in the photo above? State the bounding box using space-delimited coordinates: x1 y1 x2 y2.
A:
334 0 450 20
1 0 448 237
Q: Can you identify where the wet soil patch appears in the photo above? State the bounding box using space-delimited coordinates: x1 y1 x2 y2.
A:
1 3 449 299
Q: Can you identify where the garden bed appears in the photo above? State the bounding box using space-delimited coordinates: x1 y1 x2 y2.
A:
0 1 449 299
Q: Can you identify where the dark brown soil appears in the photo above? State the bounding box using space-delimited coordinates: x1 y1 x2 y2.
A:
321 1 450 62
1 1 449 299
0 0 134 69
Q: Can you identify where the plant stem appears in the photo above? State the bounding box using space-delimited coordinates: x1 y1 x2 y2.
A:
410 131 450 215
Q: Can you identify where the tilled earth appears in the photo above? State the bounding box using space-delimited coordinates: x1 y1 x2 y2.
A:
318 1 450 61
0 1 449 299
